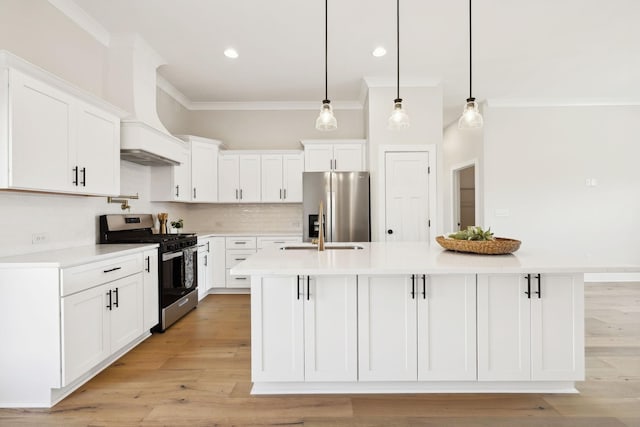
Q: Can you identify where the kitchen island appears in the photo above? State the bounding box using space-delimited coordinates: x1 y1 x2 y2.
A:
231 242 639 395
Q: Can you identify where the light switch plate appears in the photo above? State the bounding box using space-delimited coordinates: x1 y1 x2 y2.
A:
32 232 48 244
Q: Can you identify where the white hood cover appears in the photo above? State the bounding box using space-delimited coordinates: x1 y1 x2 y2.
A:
106 34 184 165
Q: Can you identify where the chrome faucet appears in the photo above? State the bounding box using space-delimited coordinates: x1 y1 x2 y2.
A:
317 200 325 251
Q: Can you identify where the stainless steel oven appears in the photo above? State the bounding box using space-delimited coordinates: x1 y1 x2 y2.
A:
99 214 199 332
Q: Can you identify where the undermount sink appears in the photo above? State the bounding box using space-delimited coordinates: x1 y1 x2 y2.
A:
281 245 364 251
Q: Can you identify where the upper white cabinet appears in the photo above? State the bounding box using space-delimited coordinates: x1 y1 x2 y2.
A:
219 152 261 202
151 135 222 202
300 139 366 172
0 52 123 196
261 152 303 203
477 273 584 381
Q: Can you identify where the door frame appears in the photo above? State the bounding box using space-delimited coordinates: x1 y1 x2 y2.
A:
378 144 437 243
450 159 480 232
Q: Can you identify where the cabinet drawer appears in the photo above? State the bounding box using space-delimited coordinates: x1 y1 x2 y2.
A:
61 253 142 296
257 236 302 250
226 269 251 288
226 250 256 269
226 237 257 249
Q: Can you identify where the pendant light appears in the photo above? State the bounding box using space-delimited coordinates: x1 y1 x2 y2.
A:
458 0 483 129
315 0 337 131
388 0 410 130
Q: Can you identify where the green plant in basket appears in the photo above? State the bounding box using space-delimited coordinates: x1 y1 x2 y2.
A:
448 226 494 241
170 219 184 230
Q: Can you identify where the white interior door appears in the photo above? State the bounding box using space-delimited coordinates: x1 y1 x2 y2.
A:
384 152 430 241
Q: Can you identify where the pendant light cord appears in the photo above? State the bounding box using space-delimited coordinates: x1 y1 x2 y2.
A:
324 0 328 101
468 0 472 99
396 0 400 101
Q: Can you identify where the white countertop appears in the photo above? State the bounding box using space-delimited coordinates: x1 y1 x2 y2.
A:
231 242 640 275
0 244 158 269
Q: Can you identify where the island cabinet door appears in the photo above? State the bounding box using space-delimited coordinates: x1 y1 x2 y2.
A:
530 273 584 381
358 275 418 381
304 276 357 382
417 274 477 381
251 276 304 382
477 274 531 381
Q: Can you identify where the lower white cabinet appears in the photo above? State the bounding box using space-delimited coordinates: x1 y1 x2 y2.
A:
62 275 144 387
251 275 357 382
358 274 476 382
142 249 159 331
197 237 215 300
477 273 584 381
0 247 157 407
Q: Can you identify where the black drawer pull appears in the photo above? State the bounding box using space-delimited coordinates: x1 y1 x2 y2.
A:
113 287 119 308
235 258 247 261
145 256 150 272
106 290 112 310
535 274 542 298
80 167 86 186
103 267 122 273
524 274 532 298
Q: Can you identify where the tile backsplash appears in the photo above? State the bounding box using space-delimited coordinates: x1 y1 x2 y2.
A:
184 203 303 234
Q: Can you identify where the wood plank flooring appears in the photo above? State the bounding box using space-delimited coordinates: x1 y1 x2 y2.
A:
1 283 638 426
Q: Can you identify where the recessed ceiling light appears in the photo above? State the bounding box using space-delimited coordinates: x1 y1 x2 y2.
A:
224 48 239 59
372 46 387 57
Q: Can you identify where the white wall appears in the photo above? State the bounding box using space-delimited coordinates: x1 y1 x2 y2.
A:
442 122 483 232
366 85 443 241
0 161 188 257
184 109 365 150
484 105 640 260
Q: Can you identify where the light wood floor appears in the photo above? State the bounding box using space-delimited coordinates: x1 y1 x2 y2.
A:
1 283 639 426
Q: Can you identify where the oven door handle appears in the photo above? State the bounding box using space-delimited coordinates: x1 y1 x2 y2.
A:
162 251 184 262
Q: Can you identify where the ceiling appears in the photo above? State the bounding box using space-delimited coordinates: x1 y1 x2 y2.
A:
71 0 639 125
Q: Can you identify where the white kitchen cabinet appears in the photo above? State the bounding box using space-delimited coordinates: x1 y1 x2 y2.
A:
218 153 261 202
150 143 191 202
358 275 418 381
251 275 357 383
417 274 476 381
261 152 303 202
358 274 476 382
477 273 584 381
300 139 366 172
256 236 302 251
62 272 143 387
210 237 226 289
197 237 216 299
1 55 122 196
176 135 222 203
142 249 159 331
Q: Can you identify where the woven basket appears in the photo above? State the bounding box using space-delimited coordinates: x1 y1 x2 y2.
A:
435 236 521 255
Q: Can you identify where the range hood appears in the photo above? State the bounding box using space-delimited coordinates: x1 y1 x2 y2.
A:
106 35 185 166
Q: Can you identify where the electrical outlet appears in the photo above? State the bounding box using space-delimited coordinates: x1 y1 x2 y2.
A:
32 232 48 244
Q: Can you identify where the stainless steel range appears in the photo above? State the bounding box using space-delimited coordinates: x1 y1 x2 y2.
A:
99 214 198 332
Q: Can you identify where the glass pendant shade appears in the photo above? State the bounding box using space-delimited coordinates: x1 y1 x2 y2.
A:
458 97 483 129
388 99 410 130
315 100 337 131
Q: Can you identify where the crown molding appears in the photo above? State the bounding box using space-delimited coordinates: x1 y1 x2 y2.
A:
487 98 640 108
156 75 192 109
48 0 111 46
187 100 363 111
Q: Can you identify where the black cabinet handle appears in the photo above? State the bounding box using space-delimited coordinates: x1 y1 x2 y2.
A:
204 254 208 266
193 188 197 199
387 229 393 235
280 189 282 200
535 274 542 298
176 185 180 198
72 166 78 186
422 274 426 299
283 189 287 199
206 241 210 252
145 256 150 272
80 167 86 186
103 267 122 273
240 189 243 200
411 274 416 299
524 274 532 298
106 289 112 310
296 275 301 300
235 258 246 261
307 276 310 301
113 287 119 308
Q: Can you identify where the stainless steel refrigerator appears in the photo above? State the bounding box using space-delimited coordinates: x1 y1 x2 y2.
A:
303 171 370 242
